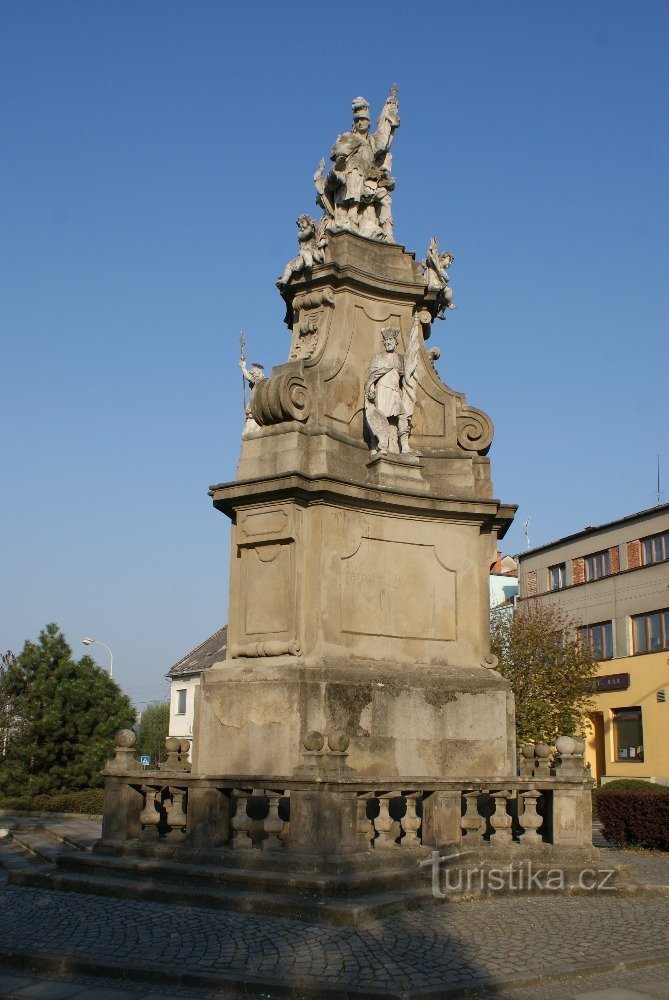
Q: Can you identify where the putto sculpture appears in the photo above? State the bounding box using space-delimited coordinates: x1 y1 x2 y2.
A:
277 215 327 289
422 236 455 319
314 86 400 241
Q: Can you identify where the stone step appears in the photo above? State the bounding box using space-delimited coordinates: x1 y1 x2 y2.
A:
51 846 430 897
0 836 46 872
9 864 433 925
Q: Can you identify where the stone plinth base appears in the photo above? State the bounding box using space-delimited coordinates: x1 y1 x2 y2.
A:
192 655 516 780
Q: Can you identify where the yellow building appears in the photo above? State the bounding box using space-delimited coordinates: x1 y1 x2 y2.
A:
518 504 669 785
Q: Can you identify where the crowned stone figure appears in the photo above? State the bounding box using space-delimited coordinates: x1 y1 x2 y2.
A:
364 322 421 456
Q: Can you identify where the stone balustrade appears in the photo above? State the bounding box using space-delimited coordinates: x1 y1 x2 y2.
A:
99 733 592 856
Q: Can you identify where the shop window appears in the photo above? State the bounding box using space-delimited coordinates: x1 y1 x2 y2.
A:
612 707 644 762
176 688 187 715
548 563 566 591
642 532 669 565
578 621 613 660
584 549 611 581
633 608 669 653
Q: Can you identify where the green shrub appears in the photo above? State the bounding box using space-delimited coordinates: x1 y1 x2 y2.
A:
596 778 667 793
0 788 104 814
596 790 669 850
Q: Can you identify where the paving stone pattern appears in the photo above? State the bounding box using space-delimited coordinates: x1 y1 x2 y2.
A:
1 818 669 998
0 875 668 995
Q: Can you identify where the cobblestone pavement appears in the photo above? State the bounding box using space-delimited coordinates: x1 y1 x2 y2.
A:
0 872 668 996
0 817 668 998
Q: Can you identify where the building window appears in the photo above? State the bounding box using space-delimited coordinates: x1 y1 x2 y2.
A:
578 621 613 660
633 608 669 653
612 707 644 762
176 688 187 715
642 532 669 565
585 549 611 581
548 563 566 591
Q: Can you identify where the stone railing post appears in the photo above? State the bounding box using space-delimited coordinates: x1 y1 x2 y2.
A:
186 787 231 847
262 791 285 851
373 793 397 849
518 788 543 845
461 790 485 845
400 792 421 847
231 790 253 849
164 787 188 842
489 790 513 845
138 785 163 840
422 790 462 848
552 785 592 848
356 793 375 851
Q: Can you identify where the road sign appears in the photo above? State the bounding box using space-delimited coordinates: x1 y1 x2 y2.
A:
140 755 151 767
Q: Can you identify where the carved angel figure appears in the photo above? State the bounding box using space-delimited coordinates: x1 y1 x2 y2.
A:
239 359 265 435
422 237 455 319
315 86 400 242
277 215 328 288
364 320 421 456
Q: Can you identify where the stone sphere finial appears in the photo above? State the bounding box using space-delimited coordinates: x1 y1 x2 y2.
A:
535 743 551 759
521 744 536 760
556 736 576 756
303 730 325 752
165 737 181 753
116 729 135 748
328 730 350 753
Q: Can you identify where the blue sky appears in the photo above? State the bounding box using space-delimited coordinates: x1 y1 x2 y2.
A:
2 2 667 710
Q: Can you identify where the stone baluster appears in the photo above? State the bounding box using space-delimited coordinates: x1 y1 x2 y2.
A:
373 793 397 849
461 790 485 844
231 790 253 849
138 785 162 840
162 737 181 770
178 739 192 772
262 791 285 851
356 793 375 850
518 789 543 845
534 743 552 777
400 792 421 847
519 744 536 776
489 789 513 845
164 787 188 842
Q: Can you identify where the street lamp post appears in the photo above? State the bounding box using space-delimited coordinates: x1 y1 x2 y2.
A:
82 637 113 678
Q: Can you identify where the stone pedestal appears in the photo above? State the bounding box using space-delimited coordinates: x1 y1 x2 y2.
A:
192 232 516 817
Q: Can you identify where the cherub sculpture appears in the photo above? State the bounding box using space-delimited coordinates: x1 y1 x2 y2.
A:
422 237 455 319
277 215 328 288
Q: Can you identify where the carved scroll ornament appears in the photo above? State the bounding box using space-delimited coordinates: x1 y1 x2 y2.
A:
250 368 311 426
456 405 494 455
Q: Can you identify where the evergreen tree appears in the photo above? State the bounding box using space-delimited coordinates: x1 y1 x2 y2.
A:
0 624 135 797
134 700 170 767
491 602 597 746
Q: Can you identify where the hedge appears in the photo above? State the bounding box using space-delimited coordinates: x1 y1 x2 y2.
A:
596 790 669 850
0 788 104 815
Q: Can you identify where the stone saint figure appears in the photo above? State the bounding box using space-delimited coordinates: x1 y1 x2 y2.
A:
239 359 265 435
315 87 400 242
364 325 420 456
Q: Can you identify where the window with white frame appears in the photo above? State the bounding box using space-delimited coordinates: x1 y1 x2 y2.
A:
176 688 187 715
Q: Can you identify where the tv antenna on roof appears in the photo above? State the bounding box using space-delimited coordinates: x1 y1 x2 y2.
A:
523 517 531 549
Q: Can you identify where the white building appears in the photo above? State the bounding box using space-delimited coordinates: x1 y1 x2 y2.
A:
166 626 227 749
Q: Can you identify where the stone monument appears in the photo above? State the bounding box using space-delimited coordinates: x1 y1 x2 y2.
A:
13 89 597 920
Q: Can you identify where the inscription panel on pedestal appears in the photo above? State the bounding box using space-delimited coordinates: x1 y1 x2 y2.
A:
341 536 456 640
242 542 293 636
